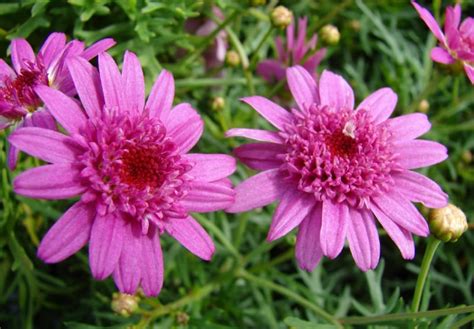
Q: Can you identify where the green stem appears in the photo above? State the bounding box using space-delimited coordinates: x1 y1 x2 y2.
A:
175 77 247 88
450 312 474 329
411 238 441 313
249 25 274 68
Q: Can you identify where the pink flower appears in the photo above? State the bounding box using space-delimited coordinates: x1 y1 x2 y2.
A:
412 1 474 84
227 66 448 272
9 51 236 296
0 32 115 169
257 17 326 83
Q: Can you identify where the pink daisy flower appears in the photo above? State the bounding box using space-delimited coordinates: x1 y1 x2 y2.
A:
227 66 448 271
0 32 115 169
8 51 236 296
412 1 474 84
257 17 326 83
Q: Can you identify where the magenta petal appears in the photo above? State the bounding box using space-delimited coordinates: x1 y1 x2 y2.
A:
226 128 283 143
227 169 286 213
113 223 142 294
234 143 284 171
295 202 323 272
0 59 15 78
122 51 145 113
411 1 446 45
347 208 380 271
241 96 292 130
464 64 474 85
7 143 20 170
11 39 35 74
98 52 124 112
39 33 67 68
8 127 81 163
30 110 56 131
356 88 397 124
386 113 431 142
394 139 448 169
181 181 234 212
165 215 215 261
35 85 87 134
430 47 455 64
392 171 448 208
267 190 314 241
287 65 319 111
256 60 285 83
320 200 348 259
166 103 204 154
14 163 84 199
147 69 174 121
140 230 164 297
184 153 236 182
80 38 116 61
319 70 354 111
37 201 94 263
89 213 125 280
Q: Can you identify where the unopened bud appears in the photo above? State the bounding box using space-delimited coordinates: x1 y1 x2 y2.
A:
429 204 468 242
250 0 266 6
212 96 225 111
111 293 139 317
320 24 340 45
225 50 240 67
176 311 190 325
349 20 361 32
418 99 430 113
462 150 472 164
271 6 293 29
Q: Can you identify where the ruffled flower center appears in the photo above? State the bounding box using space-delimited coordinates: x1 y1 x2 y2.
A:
280 104 398 208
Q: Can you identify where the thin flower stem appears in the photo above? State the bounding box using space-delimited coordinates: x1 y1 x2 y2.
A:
175 77 247 88
238 269 343 328
250 25 274 69
450 312 474 329
411 238 441 313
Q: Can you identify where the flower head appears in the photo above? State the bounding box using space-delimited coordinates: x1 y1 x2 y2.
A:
257 17 326 84
412 1 474 84
9 51 236 296
227 66 448 271
0 32 115 169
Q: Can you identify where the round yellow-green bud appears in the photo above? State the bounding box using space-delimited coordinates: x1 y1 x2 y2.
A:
225 50 240 67
429 204 468 242
271 6 293 29
418 99 430 113
349 19 361 32
176 311 190 326
111 293 139 317
250 0 266 6
211 96 225 112
320 24 340 45
461 150 472 164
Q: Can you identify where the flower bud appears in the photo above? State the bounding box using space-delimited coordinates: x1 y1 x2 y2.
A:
225 50 240 67
250 0 266 6
461 150 472 164
429 204 468 242
349 20 361 32
111 293 139 317
418 99 430 113
271 6 293 29
211 96 225 112
320 24 340 45
176 311 190 325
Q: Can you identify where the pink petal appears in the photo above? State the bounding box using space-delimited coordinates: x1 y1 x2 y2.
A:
166 103 203 154
346 208 380 271
392 171 448 208
411 1 446 45
295 202 323 272
293 17 308 63
0 59 15 78
241 96 292 130
7 143 20 170
430 47 455 64
184 153 236 182
14 163 84 199
303 48 326 75
234 143 284 171
140 230 164 297
67 57 104 118
10 39 35 74
226 128 283 143
319 70 354 111
80 38 116 61
39 33 67 68
371 192 429 236
30 110 57 131
181 181 234 212
287 65 320 111
165 216 215 261
89 213 125 280
8 127 81 163
98 52 124 112
122 51 145 113
226 169 286 213
256 60 285 83
267 190 314 241
320 200 348 259
37 201 94 263
386 113 431 142
444 5 461 48
464 64 474 85
394 139 448 169
35 85 87 134
146 69 174 121
356 88 397 124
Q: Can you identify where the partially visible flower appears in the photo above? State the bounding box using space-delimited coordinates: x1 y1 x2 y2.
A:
0 32 115 169
227 65 448 272
320 24 340 45
9 51 236 296
257 17 326 83
111 293 139 317
429 204 468 242
271 6 293 29
412 1 474 84
185 7 228 69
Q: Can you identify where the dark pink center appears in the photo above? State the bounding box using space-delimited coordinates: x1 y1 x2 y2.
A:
325 130 357 158
119 146 166 189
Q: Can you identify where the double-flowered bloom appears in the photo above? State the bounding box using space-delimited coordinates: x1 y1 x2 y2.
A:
0 33 115 168
227 66 448 271
9 51 236 296
412 1 474 84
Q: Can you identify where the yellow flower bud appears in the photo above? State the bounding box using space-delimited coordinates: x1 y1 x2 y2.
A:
111 293 139 317
418 99 430 113
271 6 293 29
320 24 340 45
429 204 468 242
462 150 472 164
211 96 225 112
225 50 240 67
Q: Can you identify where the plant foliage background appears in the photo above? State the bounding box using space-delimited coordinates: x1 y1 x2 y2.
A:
0 0 473 328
